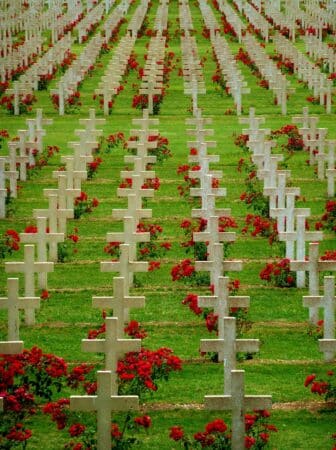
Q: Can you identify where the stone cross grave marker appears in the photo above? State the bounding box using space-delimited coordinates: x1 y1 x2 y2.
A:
7 139 29 182
201 317 259 394
106 215 150 261
0 156 18 199
34 191 73 235
198 276 250 360
195 243 242 296
6 81 30 115
5 245 53 325
100 243 148 294
292 106 312 129
132 108 159 130
126 135 158 160
192 191 231 221
82 317 141 390
279 215 323 288
20 216 64 280
190 173 226 216
93 277 145 338
120 160 156 187
271 193 310 260
291 242 336 324
70 370 139 450
193 215 236 260
68 141 94 172
57 156 87 191
117 173 154 207
264 171 300 221
239 107 266 136
78 108 106 132
0 278 40 341
112 193 152 222
304 276 335 362
205 370 272 450
44 172 80 210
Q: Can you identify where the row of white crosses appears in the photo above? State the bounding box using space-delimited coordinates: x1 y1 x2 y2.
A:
180 33 206 116
14 33 73 97
293 106 336 197
216 0 246 43
273 32 334 114
184 107 271 450
127 0 151 38
198 0 250 116
179 0 205 116
75 1 105 44
0 108 105 346
70 109 162 449
295 0 335 36
49 1 132 116
303 33 336 74
178 0 194 31
102 0 131 43
239 108 336 361
242 1 270 42
0 31 43 82
139 34 166 115
242 32 295 115
153 0 169 34
48 0 84 45
50 32 104 115
1 112 54 331
264 1 296 42
0 108 53 218
239 107 323 290
95 33 136 115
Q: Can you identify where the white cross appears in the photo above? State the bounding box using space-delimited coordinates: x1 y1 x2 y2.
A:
82 317 141 391
205 370 272 450
195 243 242 294
5 244 53 324
101 244 148 293
0 278 40 340
70 370 139 450
201 317 259 394
304 276 335 362
113 193 152 222
92 277 145 337
20 216 64 278
193 216 236 259
279 215 323 287
106 216 150 260
291 242 336 323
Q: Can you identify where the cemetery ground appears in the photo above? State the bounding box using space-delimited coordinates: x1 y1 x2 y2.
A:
1 0 336 448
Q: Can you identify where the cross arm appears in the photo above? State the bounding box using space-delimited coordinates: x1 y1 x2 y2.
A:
303 296 323 308
236 339 259 353
319 339 336 353
0 341 24 354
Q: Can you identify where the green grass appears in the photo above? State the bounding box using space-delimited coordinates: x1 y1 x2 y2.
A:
0 0 335 448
